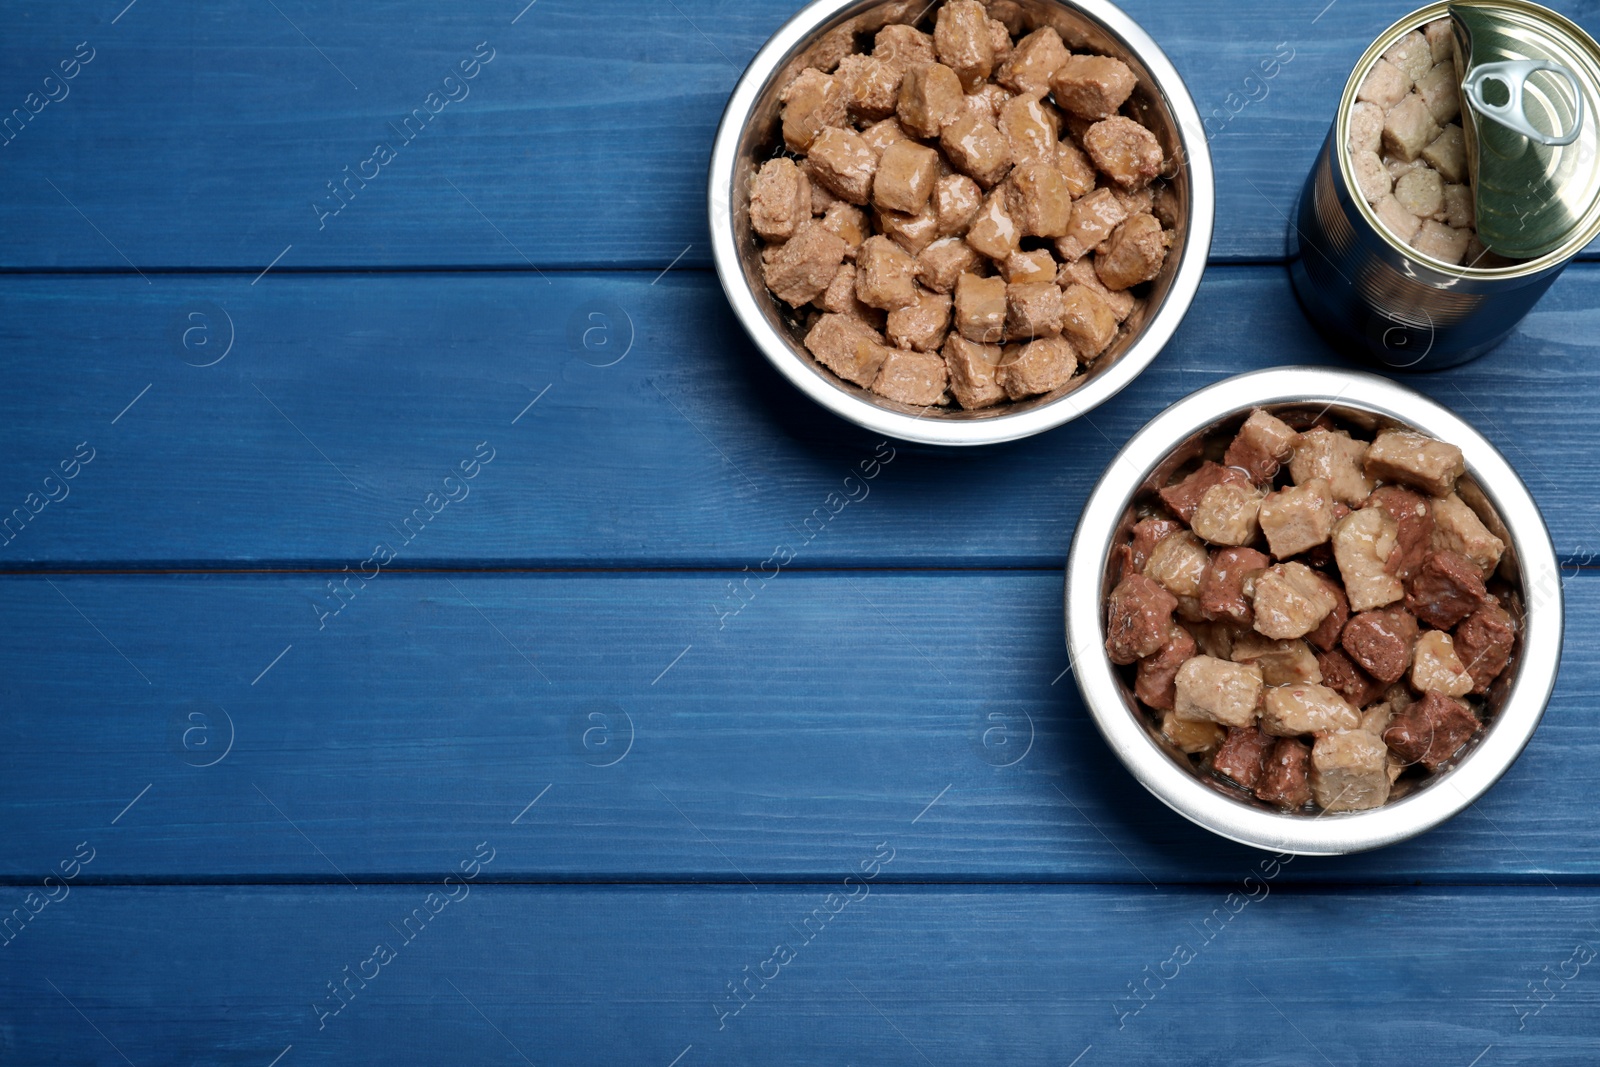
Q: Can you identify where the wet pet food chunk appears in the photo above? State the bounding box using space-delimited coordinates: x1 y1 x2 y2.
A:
1082 117 1164 189
1262 681 1360 737
873 140 942 215
1225 409 1299 485
1095 213 1168 290
1383 689 1479 770
807 127 880 205
997 336 1078 399
1259 477 1335 559
934 0 996 91
1409 629 1474 697
780 68 849 151
898 62 966 138
1173 656 1264 728
1213 725 1276 789
953 271 1008 343
855 235 920 310
1050 54 1138 120
872 347 949 406
1340 607 1419 685
940 114 1014 189
996 27 1069 94
1454 601 1516 694
804 314 896 386
1311 730 1391 811
942 332 1006 410
1365 429 1465 497
762 221 848 306
750 158 813 242
915 237 982 294
1105 573 1178 664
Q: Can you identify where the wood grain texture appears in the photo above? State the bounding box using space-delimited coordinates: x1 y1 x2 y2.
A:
0 0 1592 268
1 570 1593 883
1 263 1597 569
1 885 1596 1065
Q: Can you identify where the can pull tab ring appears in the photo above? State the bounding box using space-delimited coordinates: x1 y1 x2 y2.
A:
1464 59 1585 146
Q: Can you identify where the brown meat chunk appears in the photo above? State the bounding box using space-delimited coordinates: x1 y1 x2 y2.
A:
876 202 941 256
1001 249 1057 284
762 220 849 307
836 54 902 122
819 201 869 259
1200 545 1270 625
932 173 985 236
1105 573 1179 664
1315 647 1387 708
915 237 982 295
859 116 910 157
1053 187 1128 262
1383 689 1480 771
750 158 813 242
1128 517 1183 576
941 114 1014 189
872 347 949 406
1162 711 1226 755
1365 429 1465 498
1340 607 1419 684
1224 409 1299 485
1050 54 1138 120
1006 160 1074 237
1455 601 1516 694
1095 213 1168 290
1364 485 1434 581
1083 116 1164 189
1255 738 1312 808
804 313 895 386
954 271 1009 343
998 92 1061 166
898 62 966 139
1305 571 1349 652
1136 624 1198 711
874 24 936 73
873 140 942 215
964 188 1021 261
886 285 953 352
942 332 1006 410
1058 283 1119 358
997 27 1068 93
855 235 920 311
780 69 849 152
964 82 1012 125
934 0 996 91
1158 462 1253 524
1406 549 1487 630
997 336 1078 399
807 127 879 205
1058 254 1136 320
1213 725 1276 789
1004 281 1064 341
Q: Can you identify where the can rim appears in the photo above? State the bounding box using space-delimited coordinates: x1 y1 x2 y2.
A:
1336 0 1600 277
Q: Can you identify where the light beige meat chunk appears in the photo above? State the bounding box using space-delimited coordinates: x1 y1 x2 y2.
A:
780 69 849 152
941 114 1014 189
1259 477 1336 559
1416 62 1462 124
836 54 903 121
872 346 949 405
1253 562 1338 640
750 158 813 242
1053 187 1128 261
998 336 1078 399
1001 249 1056 284
996 27 1069 93
1383 94 1442 163
1351 150 1397 203
1410 630 1474 697
1349 100 1385 154
855 235 920 310
932 172 985 237
1432 493 1505 577
915 237 982 294
1144 530 1209 601
876 203 941 256
874 24 937 72
1373 195 1421 243
999 92 1061 167
1006 160 1074 237
897 62 966 139
965 188 1022 260
1226 409 1299 484
934 0 996 91
1083 116 1164 188
1058 282 1119 357
1421 124 1467 184
1055 138 1098 197
1192 482 1265 547
1261 682 1360 737
1384 31 1434 82
1411 220 1470 265
1173 656 1264 729
762 220 848 306
1365 429 1465 497
1161 710 1226 755
1095 213 1168 290
807 127 879 205
804 313 895 386
1231 633 1322 686
1051 55 1138 120
1357 58 1412 110
942 331 1006 409
819 201 868 258
1311 730 1391 810
953 271 1008 343
886 285 953 352
873 140 942 215
1004 281 1064 341
1332 507 1405 612
1443 184 1474 229
1425 18 1454 64
1291 428 1373 505
1394 166 1444 218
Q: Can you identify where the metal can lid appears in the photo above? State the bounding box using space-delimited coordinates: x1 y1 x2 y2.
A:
1453 1 1600 260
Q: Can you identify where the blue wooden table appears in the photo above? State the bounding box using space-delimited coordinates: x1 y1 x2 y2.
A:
2 1 1598 1063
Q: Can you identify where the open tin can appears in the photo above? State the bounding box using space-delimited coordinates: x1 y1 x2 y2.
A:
1289 1 1600 370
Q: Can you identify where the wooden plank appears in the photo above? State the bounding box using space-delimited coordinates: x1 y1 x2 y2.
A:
1 884 1596 1064
1 570 1594 882
1 0 1591 268
0 264 1596 569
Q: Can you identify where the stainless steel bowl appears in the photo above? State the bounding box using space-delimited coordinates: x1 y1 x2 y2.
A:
707 0 1215 447
1063 367 1563 855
